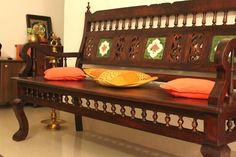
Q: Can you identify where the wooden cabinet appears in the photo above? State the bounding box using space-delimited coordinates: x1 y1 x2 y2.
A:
0 60 24 104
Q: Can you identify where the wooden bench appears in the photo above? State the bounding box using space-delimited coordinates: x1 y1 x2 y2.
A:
12 1 236 157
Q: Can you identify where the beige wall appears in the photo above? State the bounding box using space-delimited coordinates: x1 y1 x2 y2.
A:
0 0 64 59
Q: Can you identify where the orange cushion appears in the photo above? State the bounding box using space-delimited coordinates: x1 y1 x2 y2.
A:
44 67 86 80
160 78 215 99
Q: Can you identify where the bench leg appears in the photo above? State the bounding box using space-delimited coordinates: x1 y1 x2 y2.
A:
201 144 230 157
11 98 29 141
74 114 83 131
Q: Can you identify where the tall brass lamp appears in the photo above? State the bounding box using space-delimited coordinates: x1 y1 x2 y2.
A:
41 33 65 130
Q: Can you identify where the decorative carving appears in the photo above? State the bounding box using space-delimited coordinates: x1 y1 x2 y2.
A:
51 93 56 102
169 35 182 63
149 16 153 28
46 92 50 101
192 13 196 26
86 2 90 13
157 16 161 28
165 113 171 127
84 37 94 58
212 11 217 25
141 109 147 121
174 14 178 27
128 36 140 60
178 115 184 130
79 98 83 108
120 105 126 117
182 14 187 27
86 99 91 109
65 95 69 104
94 101 99 111
111 104 116 115
142 17 146 29
103 103 107 113
30 89 34 96
192 118 198 132
128 18 132 29
153 111 158 124
23 86 204 133
226 119 233 132
202 12 206 26
223 11 228 25
103 21 107 31
165 15 170 27
58 94 62 103
130 107 136 119
25 88 29 96
114 36 125 60
188 33 204 63
40 92 45 100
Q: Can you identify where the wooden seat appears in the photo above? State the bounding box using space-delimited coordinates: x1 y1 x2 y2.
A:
15 76 212 111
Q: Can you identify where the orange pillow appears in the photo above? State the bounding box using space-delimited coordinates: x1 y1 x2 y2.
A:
160 78 215 99
44 67 86 81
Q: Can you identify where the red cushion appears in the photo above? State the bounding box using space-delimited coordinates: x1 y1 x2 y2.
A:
44 67 86 81
160 78 215 99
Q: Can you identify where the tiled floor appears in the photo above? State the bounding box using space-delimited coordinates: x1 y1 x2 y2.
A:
0 105 236 157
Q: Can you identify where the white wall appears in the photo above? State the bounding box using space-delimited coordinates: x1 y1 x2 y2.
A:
0 0 64 59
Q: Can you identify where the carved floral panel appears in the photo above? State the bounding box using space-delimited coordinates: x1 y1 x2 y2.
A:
128 36 141 60
114 36 125 60
84 37 94 58
169 35 182 63
188 33 204 64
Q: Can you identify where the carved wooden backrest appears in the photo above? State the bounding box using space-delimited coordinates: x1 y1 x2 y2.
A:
78 1 236 74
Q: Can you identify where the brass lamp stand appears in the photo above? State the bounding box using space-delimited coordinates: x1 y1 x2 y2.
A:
41 33 65 130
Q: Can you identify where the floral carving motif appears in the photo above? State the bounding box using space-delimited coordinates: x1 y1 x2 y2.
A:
188 33 204 63
114 36 125 60
128 36 140 60
84 37 94 58
169 35 182 63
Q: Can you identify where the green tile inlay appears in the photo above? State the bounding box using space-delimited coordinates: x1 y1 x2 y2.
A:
209 35 236 62
97 38 112 58
144 37 166 60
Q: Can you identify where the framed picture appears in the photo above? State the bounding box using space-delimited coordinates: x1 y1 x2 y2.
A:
26 14 52 43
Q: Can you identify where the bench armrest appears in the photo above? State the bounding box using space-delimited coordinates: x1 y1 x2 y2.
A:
209 38 236 106
19 42 82 76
